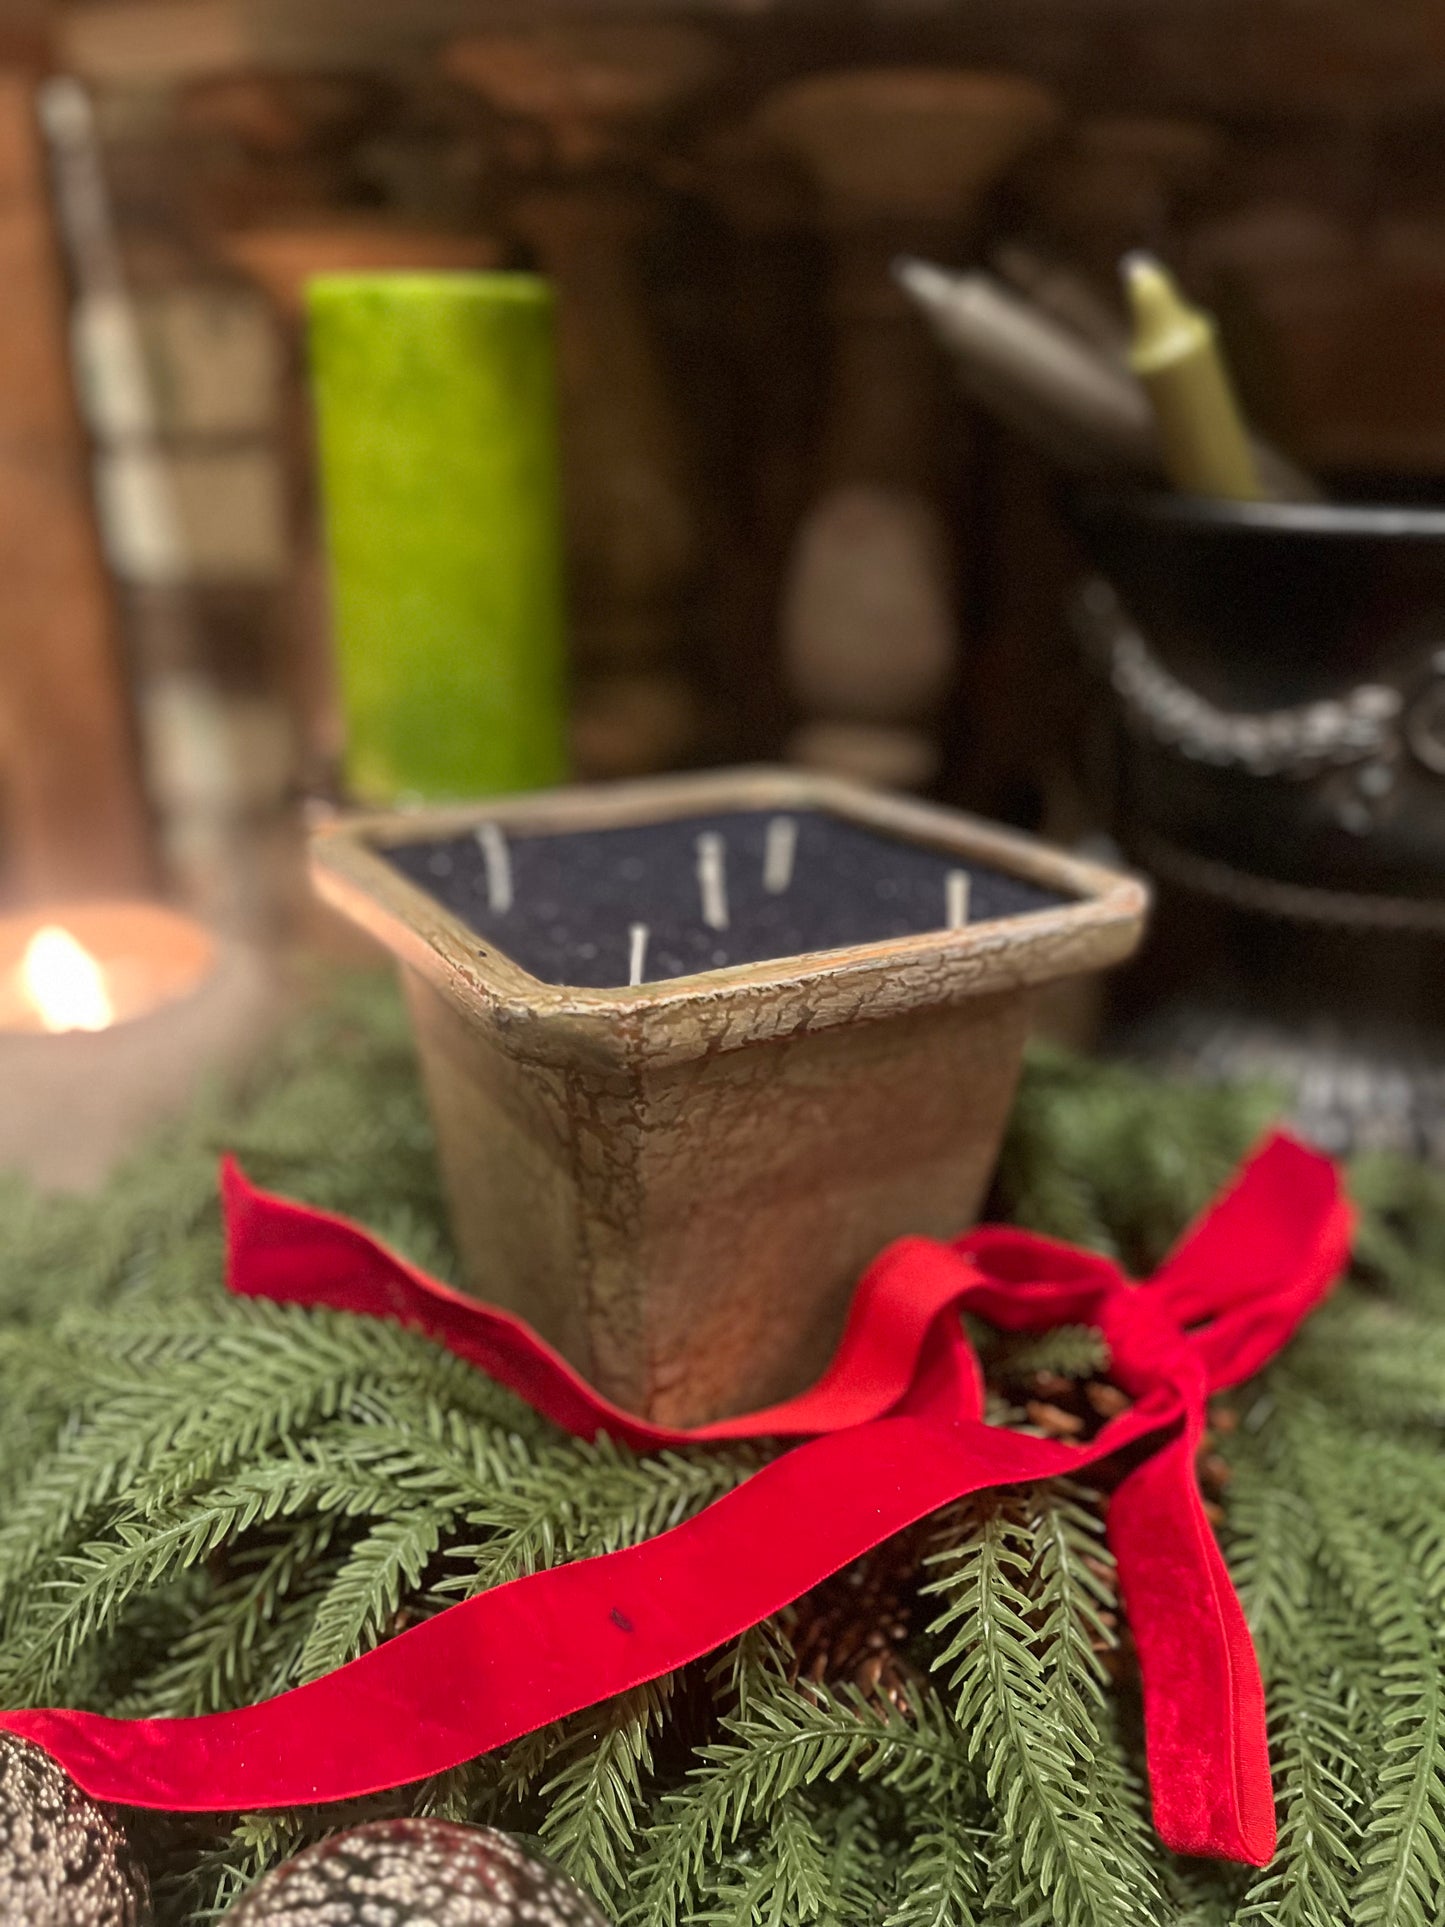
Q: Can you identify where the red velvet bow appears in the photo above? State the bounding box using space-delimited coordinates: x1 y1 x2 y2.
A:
0 1133 1352 1867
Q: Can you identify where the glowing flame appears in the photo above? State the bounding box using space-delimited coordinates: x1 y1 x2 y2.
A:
20 925 116 1033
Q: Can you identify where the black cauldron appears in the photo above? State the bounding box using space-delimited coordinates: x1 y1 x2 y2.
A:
1071 490 1445 1159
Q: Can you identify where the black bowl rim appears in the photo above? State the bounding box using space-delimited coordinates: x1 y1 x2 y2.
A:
1073 488 1445 542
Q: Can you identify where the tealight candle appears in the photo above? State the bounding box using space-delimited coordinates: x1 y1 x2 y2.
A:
0 902 273 1190
313 767 1148 1426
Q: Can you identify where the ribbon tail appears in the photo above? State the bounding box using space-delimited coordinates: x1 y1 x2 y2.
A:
0 1413 1136 1814
1108 1434 1275 1867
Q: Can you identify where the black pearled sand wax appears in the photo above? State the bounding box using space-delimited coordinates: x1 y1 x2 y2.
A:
385 808 1068 990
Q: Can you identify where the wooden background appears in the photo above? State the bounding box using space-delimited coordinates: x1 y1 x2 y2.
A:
4 0 1444 943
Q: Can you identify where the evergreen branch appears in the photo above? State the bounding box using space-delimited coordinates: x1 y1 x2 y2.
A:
1222 1437 1318 1663
815 1795 887 1925
972 1323 1113 1386
0 1448 414 1702
879 1789 986 1927
922 1493 1153 1927
1276 1399 1445 1927
1236 1660 1363 1927
538 1678 675 1907
711 1620 796 1722
128 1517 344 1717
1028 1483 1163 1921
626 1686 959 1927
692 1792 833 1927
1164 1860 1248 1927
439 1436 762 1595
295 1508 450 1682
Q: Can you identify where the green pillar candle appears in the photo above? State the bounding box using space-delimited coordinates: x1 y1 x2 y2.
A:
308 273 569 803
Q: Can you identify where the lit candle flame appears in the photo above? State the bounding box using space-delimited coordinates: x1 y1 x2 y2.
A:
20 925 116 1033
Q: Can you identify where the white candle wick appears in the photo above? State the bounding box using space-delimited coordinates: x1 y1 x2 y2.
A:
476 824 513 914
763 816 798 895
696 833 729 931
628 922 650 986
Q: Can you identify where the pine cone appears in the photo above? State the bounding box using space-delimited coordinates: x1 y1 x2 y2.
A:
787 1527 926 1716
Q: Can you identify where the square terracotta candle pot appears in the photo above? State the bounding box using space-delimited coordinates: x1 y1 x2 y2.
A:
311 768 1147 1425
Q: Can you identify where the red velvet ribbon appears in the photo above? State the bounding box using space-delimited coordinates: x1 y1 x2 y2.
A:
0 1132 1352 1867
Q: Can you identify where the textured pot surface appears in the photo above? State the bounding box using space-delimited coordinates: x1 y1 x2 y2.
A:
313 767 1145 1423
